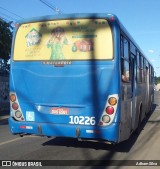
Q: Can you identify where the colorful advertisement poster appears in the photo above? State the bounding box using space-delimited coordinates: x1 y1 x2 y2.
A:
13 19 113 61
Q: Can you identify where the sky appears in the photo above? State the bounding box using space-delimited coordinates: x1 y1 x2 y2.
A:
0 0 160 76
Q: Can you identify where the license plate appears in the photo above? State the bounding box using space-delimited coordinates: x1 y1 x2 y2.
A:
51 108 69 115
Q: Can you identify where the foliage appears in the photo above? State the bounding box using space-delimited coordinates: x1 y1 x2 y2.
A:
0 20 12 61
155 76 160 85
0 19 13 74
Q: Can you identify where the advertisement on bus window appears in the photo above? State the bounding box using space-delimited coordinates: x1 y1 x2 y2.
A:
13 19 113 61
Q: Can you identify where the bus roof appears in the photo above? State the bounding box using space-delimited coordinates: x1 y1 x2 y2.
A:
16 13 116 24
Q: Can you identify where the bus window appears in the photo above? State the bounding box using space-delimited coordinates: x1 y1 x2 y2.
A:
124 38 129 60
137 52 143 83
141 55 144 83
121 36 130 82
122 61 130 82
130 42 136 55
149 65 153 83
143 58 146 83
139 54 143 83
13 19 113 61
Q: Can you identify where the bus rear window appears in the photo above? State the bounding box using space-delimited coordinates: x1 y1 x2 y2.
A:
13 19 113 61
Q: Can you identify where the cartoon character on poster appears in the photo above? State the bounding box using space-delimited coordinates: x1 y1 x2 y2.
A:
46 27 70 60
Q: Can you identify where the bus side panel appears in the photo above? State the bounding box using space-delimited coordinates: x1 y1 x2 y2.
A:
120 83 132 141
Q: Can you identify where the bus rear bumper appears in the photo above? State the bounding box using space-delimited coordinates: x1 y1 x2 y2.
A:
9 117 120 143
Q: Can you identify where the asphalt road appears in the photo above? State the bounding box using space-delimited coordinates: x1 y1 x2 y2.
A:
0 91 160 169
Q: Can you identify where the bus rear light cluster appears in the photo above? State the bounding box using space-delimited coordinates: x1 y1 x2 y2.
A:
10 92 24 121
99 94 118 126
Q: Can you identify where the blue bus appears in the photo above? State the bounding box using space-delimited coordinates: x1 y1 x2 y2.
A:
9 14 154 144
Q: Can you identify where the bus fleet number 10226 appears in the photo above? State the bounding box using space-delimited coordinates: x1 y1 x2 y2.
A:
69 116 96 125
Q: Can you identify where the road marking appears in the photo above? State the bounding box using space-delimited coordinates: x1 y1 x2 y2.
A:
0 135 40 146
0 137 23 146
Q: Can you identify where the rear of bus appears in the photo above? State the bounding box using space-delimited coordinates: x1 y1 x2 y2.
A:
9 14 121 143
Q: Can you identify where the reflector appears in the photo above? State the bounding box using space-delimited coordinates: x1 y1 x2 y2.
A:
108 97 117 106
10 94 16 102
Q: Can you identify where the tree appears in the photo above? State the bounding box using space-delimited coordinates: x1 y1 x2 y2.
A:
155 76 160 85
0 19 13 74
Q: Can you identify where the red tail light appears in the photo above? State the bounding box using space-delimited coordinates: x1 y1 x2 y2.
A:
105 106 114 115
12 102 19 110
